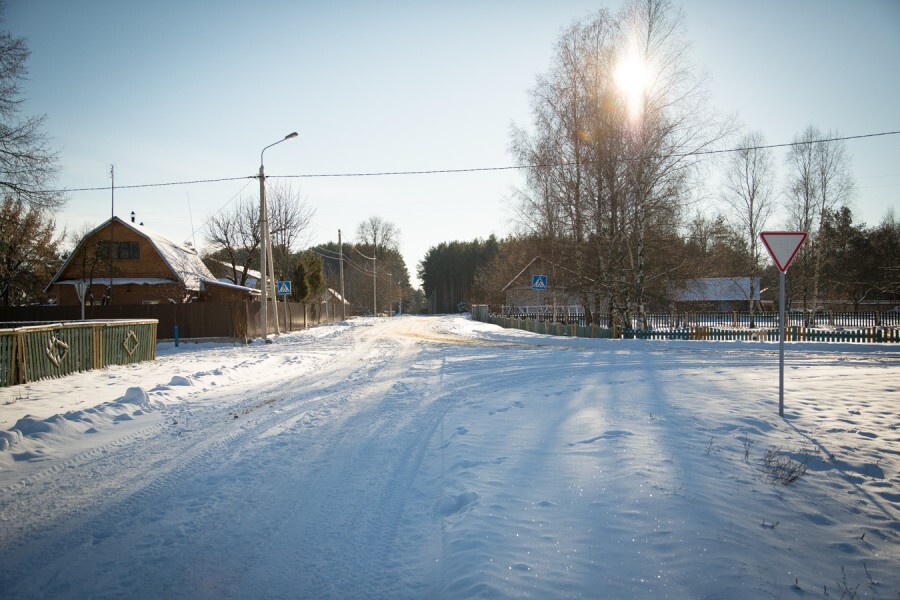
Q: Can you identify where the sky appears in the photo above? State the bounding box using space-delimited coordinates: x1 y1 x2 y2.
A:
6 0 900 288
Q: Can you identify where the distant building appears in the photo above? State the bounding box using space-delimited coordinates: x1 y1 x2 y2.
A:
205 258 261 290
671 277 761 311
45 216 259 306
501 257 594 311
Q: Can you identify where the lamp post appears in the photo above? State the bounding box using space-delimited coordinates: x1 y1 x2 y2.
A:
259 131 298 342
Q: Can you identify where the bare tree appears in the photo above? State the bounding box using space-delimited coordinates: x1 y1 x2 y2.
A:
355 216 400 257
0 11 62 210
810 129 854 313
784 127 818 310
204 183 315 286
721 130 774 322
267 181 315 279
203 196 261 287
785 126 855 317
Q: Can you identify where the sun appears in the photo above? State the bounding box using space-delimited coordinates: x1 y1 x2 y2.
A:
613 36 652 123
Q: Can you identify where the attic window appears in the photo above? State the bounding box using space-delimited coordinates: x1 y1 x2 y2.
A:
97 241 141 260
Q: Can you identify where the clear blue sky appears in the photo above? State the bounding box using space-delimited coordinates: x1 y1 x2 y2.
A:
7 0 899 287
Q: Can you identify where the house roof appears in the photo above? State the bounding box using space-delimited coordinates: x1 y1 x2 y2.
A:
674 278 761 302
202 279 260 296
208 258 261 286
326 287 349 304
47 217 255 294
129 219 215 290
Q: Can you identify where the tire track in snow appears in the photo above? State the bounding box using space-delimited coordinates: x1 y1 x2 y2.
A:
223 326 454 599
0 322 409 598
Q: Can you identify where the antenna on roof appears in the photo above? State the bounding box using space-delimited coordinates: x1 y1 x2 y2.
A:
107 164 115 304
110 165 114 220
187 192 197 250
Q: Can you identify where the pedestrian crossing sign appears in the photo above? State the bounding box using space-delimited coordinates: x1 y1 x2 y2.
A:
532 275 547 291
277 281 292 295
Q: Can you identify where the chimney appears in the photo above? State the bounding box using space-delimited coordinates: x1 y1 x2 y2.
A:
130 211 136 223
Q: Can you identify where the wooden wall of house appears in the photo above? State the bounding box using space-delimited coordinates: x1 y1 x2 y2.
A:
203 285 256 303
49 282 186 306
61 222 175 281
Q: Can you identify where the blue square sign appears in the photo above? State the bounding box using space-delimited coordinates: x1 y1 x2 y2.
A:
277 281 292 295
532 275 547 291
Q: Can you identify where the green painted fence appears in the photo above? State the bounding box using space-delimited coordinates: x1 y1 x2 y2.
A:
0 320 157 387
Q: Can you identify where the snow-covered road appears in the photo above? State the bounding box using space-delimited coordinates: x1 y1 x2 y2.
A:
1 316 898 598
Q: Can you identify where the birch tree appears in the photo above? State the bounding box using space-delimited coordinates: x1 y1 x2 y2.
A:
785 126 854 319
721 131 774 323
511 0 729 329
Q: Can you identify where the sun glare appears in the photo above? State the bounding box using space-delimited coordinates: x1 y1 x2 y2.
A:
614 36 652 123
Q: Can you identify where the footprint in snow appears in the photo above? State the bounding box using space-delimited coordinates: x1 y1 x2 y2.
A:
435 492 479 517
567 430 632 446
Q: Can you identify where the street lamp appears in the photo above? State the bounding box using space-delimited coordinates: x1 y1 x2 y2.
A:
259 131 298 342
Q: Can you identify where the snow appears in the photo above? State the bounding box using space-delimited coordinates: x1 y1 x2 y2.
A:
0 315 897 598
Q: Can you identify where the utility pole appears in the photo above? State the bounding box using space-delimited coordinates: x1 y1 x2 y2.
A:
258 162 269 340
267 232 279 335
258 132 298 342
338 229 346 320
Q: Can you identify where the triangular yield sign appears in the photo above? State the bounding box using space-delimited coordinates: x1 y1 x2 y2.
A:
760 231 807 273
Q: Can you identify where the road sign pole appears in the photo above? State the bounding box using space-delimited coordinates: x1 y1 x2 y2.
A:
760 231 807 418
778 270 785 417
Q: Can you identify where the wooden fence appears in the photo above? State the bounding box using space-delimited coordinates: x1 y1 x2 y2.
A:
473 306 899 344
0 300 347 341
495 307 900 330
0 320 158 387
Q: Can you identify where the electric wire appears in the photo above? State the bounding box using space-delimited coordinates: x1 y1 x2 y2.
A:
42 129 900 193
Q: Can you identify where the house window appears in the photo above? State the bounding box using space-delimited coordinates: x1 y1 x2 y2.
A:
97 241 141 259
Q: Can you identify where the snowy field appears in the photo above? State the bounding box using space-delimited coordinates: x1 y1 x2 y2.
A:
1 315 898 599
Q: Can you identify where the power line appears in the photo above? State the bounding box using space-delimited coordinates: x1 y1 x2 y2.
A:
276 130 900 177
45 129 900 192
52 176 252 193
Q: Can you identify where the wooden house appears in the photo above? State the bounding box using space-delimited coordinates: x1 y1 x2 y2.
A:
45 216 259 306
670 277 761 312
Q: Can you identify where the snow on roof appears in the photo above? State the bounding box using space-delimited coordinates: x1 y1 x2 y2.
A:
210 258 262 283
202 279 260 295
675 277 760 302
327 288 349 304
53 278 177 286
124 219 215 291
